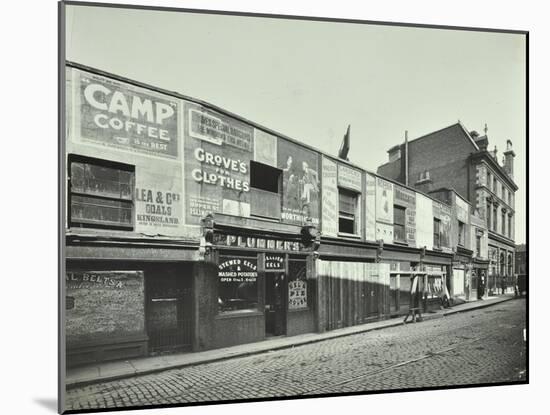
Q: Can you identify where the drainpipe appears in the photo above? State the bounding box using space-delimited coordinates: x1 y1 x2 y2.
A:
405 130 409 186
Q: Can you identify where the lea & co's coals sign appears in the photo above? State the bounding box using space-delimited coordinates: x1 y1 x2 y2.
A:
78 72 178 158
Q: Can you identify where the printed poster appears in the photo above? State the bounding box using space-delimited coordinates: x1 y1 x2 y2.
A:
365 173 376 241
376 178 394 224
278 139 320 226
322 157 338 237
76 70 179 158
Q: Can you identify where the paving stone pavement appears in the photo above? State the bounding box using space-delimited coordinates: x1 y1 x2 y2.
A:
64 299 527 412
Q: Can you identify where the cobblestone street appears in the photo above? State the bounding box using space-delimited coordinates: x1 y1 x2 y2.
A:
65 299 527 411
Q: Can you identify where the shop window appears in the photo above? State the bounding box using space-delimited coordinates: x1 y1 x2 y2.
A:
218 256 259 313
433 218 441 248
288 260 308 310
250 161 282 219
338 188 359 234
393 205 406 243
68 155 134 229
458 221 465 246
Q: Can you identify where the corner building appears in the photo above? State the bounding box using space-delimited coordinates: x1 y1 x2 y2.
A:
64 63 483 367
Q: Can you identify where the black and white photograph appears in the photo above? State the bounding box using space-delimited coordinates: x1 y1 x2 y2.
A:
55 1 530 413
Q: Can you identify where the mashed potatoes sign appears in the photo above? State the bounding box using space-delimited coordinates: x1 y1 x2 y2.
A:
78 73 178 158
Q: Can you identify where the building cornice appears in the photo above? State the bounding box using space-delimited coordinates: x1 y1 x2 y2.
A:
471 152 518 191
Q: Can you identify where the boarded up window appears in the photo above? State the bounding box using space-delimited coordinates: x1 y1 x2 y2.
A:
69 157 134 229
65 271 145 345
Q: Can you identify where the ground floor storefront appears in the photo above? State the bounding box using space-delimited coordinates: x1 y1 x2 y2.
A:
65 229 471 367
488 235 516 296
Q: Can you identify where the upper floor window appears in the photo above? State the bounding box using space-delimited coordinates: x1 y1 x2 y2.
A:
393 205 407 243
249 161 282 219
487 172 491 189
493 177 498 195
493 205 498 231
508 191 512 206
475 234 482 257
68 156 134 229
458 221 465 246
433 218 441 248
501 210 506 235
486 201 491 229
338 188 359 234
508 215 512 239
502 184 506 202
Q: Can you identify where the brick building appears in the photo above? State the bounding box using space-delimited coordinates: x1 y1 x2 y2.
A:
377 122 518 296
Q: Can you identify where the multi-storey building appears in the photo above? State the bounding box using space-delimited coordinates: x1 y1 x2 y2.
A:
377 123 518 296
64 62 490 367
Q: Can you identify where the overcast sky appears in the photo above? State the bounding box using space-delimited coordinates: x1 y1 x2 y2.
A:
65 4 527 244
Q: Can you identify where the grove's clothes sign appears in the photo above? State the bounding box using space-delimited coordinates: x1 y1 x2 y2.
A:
75 70 178 158
278 140 320 226
184 103 253 224
65 271 145 345
321 157 338 237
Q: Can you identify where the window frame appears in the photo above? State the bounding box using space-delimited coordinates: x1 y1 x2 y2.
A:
68 155 135 230
458 221 465 247
393 205 407 243
338 187 360 236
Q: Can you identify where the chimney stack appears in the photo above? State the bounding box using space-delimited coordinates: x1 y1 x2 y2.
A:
503 139 515 179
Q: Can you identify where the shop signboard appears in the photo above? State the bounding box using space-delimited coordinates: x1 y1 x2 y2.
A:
365 173 376 241
65 271 145 345
265 254 285 270
214 233 305 252
184 102 253 224
376 178 394 224
75 70 179 159
135 167 183 236
338 164 362 192
218 258 258 283
278 139 320 226
394 185 416 246
321 157 338 237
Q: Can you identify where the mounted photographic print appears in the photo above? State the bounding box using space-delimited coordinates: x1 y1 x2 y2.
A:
59 1 528 413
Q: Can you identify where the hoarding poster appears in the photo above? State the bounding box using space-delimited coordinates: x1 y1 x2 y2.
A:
440 203 452 250
75 69 179 159
456 196 470 224
338 164 362 192
321 157 338 237
394 185 416 246
184 103 254 224
254 129 278 167
278 139 320 226
135 167 183 236
376 222 394 244
376 178 394 224
365 173 376 241
65 271 145 345
416 193 434 249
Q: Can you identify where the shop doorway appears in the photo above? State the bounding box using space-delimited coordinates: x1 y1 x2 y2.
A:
265 273 286 336
146 267 193 354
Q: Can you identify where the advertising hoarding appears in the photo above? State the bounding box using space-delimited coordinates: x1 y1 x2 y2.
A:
74 70 179 159
278 139 320 226
376 178 394 224
322 157 338 237
338 164 362 192
365 173 376 241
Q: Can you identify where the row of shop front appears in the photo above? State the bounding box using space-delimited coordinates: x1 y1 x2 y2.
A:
65 220 489 368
